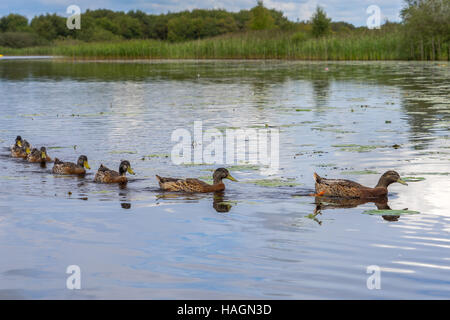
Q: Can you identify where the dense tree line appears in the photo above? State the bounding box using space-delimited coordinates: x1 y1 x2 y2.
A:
401 0 450 59
0 1 300 47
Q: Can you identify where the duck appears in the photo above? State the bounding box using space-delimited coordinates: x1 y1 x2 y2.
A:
156 168 237 193
11 136 31 158
93 160 135 183
27 147 52 163
313 170 407 199
52 155 91 175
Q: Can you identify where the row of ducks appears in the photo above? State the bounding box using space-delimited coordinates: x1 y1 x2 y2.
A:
10 136 408 197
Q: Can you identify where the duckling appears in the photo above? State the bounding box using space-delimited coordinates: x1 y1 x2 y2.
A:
156 168 237 193
11 136 31 158
10 136 23 154
27 147 52 163
94 160 135 183
313 170 408 199
52 155 91 175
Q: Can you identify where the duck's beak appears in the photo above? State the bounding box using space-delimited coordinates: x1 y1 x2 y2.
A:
17 141 22 147
84 161 91 170
397 178 408 185
41 151 47 159
127 167 135 175
226 174 237 182
25 147 31 154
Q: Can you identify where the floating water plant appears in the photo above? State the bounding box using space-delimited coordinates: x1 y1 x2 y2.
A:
143 153 170 159
342 170 379 175
109 150 137 155
402 176 426 182
405 172 449 176
362 209 420 216
227 164 260 171
243 178 300 187
332 144 384 152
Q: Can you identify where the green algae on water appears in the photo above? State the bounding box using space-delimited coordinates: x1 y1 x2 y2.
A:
402 177 426 182
109 150 137 155
362 209 420 216
243 178 300 187
228 164 260 171
332 144 384 152
342 170 379 175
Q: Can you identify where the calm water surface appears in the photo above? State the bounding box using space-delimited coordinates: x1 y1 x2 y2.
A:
0 59 449 299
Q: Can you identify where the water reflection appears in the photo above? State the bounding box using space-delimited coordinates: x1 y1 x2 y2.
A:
314 196 401 222
155 191 234 213
212 192 232 213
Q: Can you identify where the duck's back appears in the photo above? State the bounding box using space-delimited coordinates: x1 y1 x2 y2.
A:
94 165 125 183
156 175 223 192
314 173 367 198
52 159 84 175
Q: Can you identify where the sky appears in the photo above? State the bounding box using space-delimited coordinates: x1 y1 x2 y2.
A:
0 0 405 26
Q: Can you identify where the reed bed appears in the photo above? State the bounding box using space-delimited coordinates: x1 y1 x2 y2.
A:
1 32 448 60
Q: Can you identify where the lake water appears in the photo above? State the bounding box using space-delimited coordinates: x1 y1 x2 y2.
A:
0 59 449 299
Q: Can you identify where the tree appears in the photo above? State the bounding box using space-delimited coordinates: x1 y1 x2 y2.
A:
30 14 68 40
401 0 450 59
248 1 275 30
311 6 331 37
0 14 29 32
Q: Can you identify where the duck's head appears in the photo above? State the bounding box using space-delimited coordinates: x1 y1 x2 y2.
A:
213 168 237 184
376 171 408 188
77 155 91 169
119 160 135 176
15 136 23 147
40 147 47 160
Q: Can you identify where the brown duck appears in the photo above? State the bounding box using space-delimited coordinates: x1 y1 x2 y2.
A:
27 147 52 163
11 136 31 158
94 160 135 184
156 168 237 193
52 155 91 175
313 170 408 199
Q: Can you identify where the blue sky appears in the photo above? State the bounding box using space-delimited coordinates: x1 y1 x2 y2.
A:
0 0 405 26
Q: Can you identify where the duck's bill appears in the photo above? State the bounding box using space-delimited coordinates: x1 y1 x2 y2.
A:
84 161 91 170
17 141 22 147
25 147 31 154
127 167 136 175
226 174 237 182
397 178 408 185
41 152 47 159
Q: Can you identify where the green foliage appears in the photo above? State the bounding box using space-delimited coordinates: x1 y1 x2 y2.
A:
401 0 450 60
0 32 45 48
30 14 68 41
291 32 308 43
249 1 275 30
311 6 331 38
0 14 29 32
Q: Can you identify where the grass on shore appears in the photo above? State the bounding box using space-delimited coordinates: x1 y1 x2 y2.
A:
1 31 448 60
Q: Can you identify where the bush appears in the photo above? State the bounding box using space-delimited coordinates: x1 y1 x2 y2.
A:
0 32 46 48
291 32 308 43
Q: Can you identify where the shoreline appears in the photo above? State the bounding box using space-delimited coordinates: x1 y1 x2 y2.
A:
1 55 449 63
